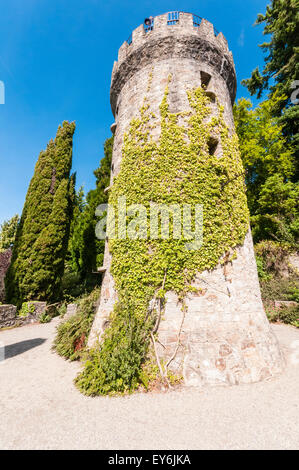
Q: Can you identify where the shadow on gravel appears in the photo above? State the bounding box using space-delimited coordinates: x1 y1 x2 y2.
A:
3 338 46 360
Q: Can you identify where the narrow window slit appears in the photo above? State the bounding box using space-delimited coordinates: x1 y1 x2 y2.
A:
205 91 216 103
207 137 219 156
200 71 211 88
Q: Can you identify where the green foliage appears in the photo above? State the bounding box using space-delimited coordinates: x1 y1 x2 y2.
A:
76 79 249 396
53 287 100 361
234 95 295 207
255 256 271 281
261 275 299 303
255 240 292 275
234 96 298 245
242 0 299 175
18 302 35 318
60 270 87 302
251 175 299 244
267 304 299 328
288 286 299 303
66 186 86 273
57 303 67 316
75 295 153 395
256 239 299 328
0 215 19 252
39 312 52 323
139 356 183 391
67 138 113 279
6 122 76 306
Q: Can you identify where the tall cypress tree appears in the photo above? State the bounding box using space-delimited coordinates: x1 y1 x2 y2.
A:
6 121 76 305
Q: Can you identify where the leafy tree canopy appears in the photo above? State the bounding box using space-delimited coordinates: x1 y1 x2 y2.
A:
0 215 19 252
242 0 299 174
234 94 297 245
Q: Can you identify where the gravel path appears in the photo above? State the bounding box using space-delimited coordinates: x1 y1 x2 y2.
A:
0 318 299 450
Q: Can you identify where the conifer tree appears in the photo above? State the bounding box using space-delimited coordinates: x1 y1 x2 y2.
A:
6 121 76 305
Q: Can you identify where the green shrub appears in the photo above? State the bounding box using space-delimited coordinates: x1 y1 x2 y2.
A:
18 302 35 318
288 286 299 303
61 268 101 303
52 287 100 361
61 271 85 301
57 303 67 317
75 296 153 396
39 312 52 323
255 255 271 281
260 275 299 303
255 240 291 276
255 240 299 328
267 304 299 328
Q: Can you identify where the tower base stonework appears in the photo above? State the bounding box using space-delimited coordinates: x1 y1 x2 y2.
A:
89 231 284 387
157 231 284 386
88 12 284 389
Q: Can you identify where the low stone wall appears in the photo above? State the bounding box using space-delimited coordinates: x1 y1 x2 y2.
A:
17 301 47 324
0 305 17 328
0 301 47 329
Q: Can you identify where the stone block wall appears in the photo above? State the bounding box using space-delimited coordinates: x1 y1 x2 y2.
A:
0 301 47 329
0 305 17 329
156 232 284 386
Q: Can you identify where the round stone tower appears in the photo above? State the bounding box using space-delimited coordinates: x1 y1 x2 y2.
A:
88 12 284 387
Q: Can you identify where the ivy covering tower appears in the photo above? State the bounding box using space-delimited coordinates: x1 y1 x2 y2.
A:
6 121 76 306
83 12 284 395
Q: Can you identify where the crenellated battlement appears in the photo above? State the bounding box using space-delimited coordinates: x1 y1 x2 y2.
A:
113 12 232 71
110 12 236 115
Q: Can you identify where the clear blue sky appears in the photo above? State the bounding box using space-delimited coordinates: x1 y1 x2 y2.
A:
0 0 269 225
